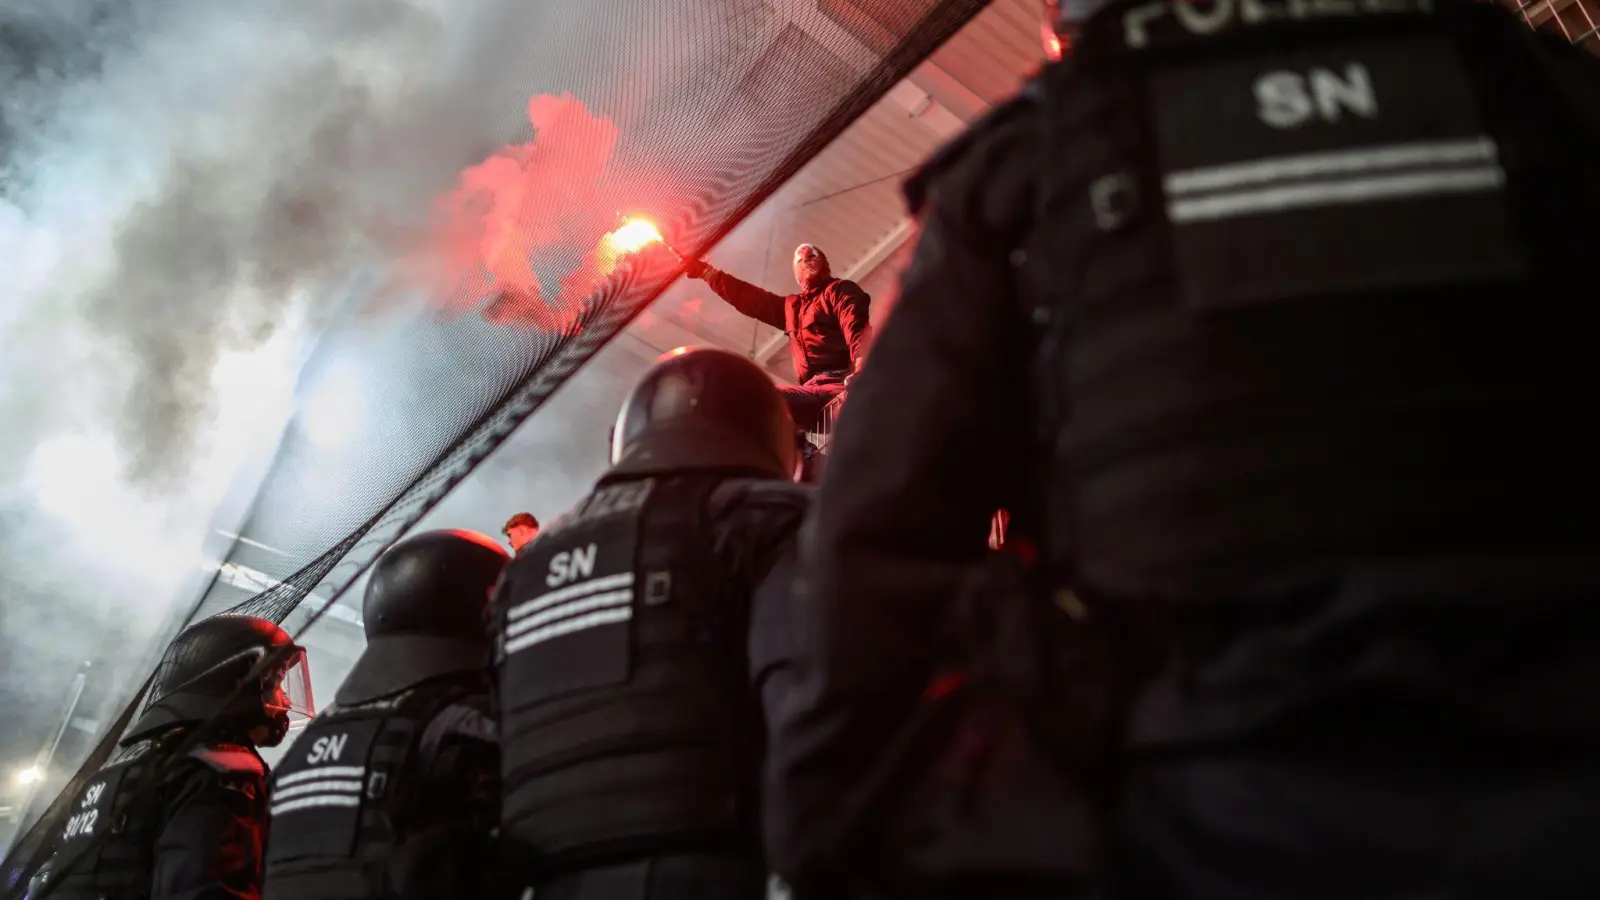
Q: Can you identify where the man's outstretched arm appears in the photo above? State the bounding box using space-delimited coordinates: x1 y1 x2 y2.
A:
687 260 787 331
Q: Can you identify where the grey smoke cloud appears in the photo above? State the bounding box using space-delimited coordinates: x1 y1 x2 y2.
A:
0 0 530 798
0 0 882 808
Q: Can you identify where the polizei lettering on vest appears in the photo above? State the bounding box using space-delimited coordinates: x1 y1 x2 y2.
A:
1256 63 1378 128
547 543 599 588
551 481 652 536
306 733 349 765
1122 0 1433 48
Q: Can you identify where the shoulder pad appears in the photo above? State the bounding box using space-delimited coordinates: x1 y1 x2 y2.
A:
187 743 266 776
710 478 813 513
111 738 159 765
904 84 1042 218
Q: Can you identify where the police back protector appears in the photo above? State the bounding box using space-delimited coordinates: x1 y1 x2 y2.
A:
46 740 164 900
492 475 753 867
1031 0 1600 597
263 680 480 900
47 739 266 900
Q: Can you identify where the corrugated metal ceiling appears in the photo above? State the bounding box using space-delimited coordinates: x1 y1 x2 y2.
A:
629 0 1046 378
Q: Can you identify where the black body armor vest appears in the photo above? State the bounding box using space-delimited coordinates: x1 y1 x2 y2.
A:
47 738 267 900
262 679 482 900
1029 0 1600 598
47 739 164 900
492 475 755 869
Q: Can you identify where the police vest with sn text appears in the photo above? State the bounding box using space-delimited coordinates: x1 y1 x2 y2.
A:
1025 0 1600 600
47 739 267 900
263 679 488 900
492 475 755 869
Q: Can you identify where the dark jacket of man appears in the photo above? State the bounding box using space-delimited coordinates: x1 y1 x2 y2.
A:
701 270 871 386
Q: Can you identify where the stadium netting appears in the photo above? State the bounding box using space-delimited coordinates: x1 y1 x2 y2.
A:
1 0 991 891
8 0 1596 893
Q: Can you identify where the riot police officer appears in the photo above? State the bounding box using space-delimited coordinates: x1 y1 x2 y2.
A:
490 346 810 900
263 529 508 900
773 0 1600 897
41 614 311 900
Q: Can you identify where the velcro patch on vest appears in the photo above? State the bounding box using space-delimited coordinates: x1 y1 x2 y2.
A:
1150 33 1527 310
498 479 652 709
265 717 383 862
58 763 130 854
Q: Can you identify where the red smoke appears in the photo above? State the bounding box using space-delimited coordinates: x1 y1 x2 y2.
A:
406 94 625 331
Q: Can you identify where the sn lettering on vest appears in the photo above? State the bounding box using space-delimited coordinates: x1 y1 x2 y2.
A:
306 733 349 765
547 543 599 588
1255 63 1378 128
63 809 98 839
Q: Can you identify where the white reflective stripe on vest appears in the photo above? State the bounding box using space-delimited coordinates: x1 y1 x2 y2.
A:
270 793 362 817
505 606 633 656
276 765 364 787
1164 136 1505 223
270 765 367 817
506 572 634 622
506 589 633 638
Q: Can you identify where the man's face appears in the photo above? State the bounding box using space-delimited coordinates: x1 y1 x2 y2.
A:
507 523 539 551
793 244 830 289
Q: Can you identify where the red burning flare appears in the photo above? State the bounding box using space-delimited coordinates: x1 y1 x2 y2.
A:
403 93 661 331
603 218 663 255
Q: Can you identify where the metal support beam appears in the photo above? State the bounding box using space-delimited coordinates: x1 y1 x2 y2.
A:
907 59 991 123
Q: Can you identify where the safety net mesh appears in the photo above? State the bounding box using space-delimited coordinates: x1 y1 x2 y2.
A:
1501 0 1600 49
0 0 991 890
9 0 1599 892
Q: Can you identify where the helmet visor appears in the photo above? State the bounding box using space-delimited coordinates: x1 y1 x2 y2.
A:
265 645 316 722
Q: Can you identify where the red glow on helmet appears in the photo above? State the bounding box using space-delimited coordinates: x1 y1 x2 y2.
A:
444 529 511 556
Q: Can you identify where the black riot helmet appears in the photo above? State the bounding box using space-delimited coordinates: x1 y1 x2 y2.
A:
335 529 509 705
126 615 311 748
609 346 799 480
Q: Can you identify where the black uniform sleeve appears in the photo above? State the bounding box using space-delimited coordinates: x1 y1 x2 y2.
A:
391 695 500 900
706 477 812 714
702 267 789 332
706 478 813 589
762 100 1039 891
749 539 804 745
151 763 266 900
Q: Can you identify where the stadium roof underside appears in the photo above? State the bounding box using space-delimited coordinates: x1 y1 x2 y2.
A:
4 0 1595 890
